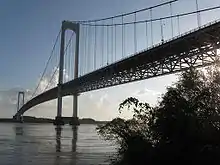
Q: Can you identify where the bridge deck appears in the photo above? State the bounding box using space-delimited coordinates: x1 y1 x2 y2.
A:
16 19 220 116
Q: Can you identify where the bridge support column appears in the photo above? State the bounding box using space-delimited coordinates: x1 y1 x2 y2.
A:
69 94 80 125
70 22 80 126
55 21 80 125
13 91 24 123
13 115 23 123
54 22 66 125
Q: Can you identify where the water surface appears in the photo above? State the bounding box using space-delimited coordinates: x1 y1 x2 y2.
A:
0 123 116 165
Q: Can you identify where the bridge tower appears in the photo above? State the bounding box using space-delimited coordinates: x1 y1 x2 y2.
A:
54 21 80 125
13 91 25 122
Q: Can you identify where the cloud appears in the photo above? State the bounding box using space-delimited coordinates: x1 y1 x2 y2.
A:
33 67 59 97
0 70 177 120
0 84 159 120
96 93 109 109
134 88 161 97
0 67 61 118
0 87 28 118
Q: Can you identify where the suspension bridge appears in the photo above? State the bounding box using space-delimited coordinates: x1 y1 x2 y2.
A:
14 0 220 125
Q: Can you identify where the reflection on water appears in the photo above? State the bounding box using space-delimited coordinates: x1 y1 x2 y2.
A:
55 126 62 152
72 126 78 152
55 126 78 153
0 123 115 165
14 126 24 136
54 126 78 165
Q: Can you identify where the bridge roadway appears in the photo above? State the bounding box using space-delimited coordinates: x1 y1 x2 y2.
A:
16 19 220 116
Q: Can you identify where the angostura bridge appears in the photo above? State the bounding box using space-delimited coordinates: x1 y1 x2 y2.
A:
14 0 220 125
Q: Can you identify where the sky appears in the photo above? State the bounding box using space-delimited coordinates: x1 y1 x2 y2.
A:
0 0 220 120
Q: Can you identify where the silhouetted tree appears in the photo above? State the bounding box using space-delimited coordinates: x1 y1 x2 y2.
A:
97 65 220 165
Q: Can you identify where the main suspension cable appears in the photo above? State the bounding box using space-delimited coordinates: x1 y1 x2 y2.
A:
72 0 178 23
31 29 61 99
80 5 220 27
43 32 74 92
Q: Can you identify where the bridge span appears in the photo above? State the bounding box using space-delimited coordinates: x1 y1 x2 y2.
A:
13 1 220 125
15 19 220 119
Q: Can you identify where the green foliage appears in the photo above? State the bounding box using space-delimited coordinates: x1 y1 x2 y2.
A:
97 66 220 165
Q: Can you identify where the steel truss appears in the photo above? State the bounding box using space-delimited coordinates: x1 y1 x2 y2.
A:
74 21 220 93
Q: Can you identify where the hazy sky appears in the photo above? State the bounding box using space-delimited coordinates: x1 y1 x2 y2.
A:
0 0 220 120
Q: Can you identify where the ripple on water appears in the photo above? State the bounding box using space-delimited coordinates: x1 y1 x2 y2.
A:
0 123 116 165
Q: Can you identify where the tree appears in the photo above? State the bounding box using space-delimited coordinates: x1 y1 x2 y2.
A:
97 66 220 165
98 97 155 165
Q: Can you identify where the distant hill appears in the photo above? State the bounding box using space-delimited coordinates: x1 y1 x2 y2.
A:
0 116 109 125
80 118 108 124
23 116 54 123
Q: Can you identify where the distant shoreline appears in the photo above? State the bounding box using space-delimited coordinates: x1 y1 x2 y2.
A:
0 116 109 125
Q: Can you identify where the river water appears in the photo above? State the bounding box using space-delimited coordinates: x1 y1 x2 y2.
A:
0 123 116 165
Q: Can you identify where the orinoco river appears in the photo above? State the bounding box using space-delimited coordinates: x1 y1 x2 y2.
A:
0 123 116 165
